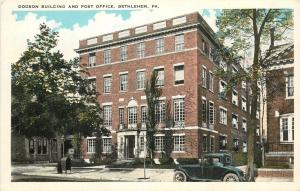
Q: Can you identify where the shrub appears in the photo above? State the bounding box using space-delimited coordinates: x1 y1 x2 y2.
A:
231 152 247 166
176 158 199 165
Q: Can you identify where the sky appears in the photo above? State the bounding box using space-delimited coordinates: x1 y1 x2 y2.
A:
5 9 221 63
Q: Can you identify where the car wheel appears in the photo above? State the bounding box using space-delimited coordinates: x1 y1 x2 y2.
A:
173 171 187 182
223 173 239 182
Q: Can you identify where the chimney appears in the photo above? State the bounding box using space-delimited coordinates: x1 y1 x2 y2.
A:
270 28 275 49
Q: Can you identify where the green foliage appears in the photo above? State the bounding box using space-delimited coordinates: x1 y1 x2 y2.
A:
231 152 248 166
11 23 107 139
144 71 162 159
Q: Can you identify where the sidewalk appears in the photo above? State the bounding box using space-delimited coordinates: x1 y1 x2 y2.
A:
11 164 293 182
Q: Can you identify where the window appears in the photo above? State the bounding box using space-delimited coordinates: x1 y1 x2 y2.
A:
155 136 164 152
219 136 227 150
174 135 185 151
140 137 145 151
103 138 112 153
202 40 209 55
175 34 184 51
128 107 137 126
202 135 208 152
242 119 247 132
37 139 47 155
233 138 239 151
202 67 207 88
202 99 207 126
155 100 165 123
153 21 166 30
141 106 147 124
29 139 34 154
174 98 185 127
103 105 112 128
51 139 57 153
103 76 112 93
280 116 294 142
103 34 113 42
89 53 96 67
286 75 294 98
219 107 227 125
137 42 145 58
242 97 247 111
136 71 145 90
135 26 147 34
87 138 96 153
242 81 247 89
219 80 227 98
104 49 111 64
209 102 215 125
208 72 214 91
232 114 238 129
120 46 127 61
173 16 186 25
242 142 247 153
155 38 164 54
174 65 184 85
87 38 97 45
120 73 128 91
210 136 215 152
119 108 125 128
232 65 238 74
155 68 164 86
232 90 238 106
292 117 294 141
88 78 96 92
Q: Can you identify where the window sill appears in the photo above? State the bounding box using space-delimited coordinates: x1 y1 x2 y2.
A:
285 97 294 100
172 151 185 153
87 152 96 154
119 90 128 93
174 83 184 86
136 88 145 91
280 142 294 144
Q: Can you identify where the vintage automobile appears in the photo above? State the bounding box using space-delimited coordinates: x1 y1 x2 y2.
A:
173 153 246 182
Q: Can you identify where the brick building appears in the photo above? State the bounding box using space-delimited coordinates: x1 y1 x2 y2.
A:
75 12 251 162
263 43 294 166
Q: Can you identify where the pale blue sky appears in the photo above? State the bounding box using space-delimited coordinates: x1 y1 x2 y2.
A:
12 9 221 30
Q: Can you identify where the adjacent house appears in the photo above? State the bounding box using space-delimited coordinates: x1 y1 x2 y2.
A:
262 43 294 166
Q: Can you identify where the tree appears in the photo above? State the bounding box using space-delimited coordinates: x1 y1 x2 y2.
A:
144 71 162 161
11 23 109 159
216 9 293 181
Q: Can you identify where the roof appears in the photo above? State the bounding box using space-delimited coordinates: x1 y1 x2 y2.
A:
264 43 294 65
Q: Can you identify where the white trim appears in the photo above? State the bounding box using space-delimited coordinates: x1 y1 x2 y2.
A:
141 96 146 100
77 27 198 54
172 151 186 153
199 127 219 134
140 104 147 107
280 113 294 117
219 133 227 137
86 136 96 139
202 65 207 69
153 65 164 70
173 62 184 67
84 47 198 68
102 102 113 106
201 96 206 100
172 95 186 99
210 135 215 138
265 152 294 157
158 97 166 100
103 74 112 77
102 136 112 138
219 106 227 111
268 63 294 70
87 76 96 79
154 134 165 137
136 68 146 72
118 98 124 102
173 133 185 136
118 106 125 108
119 71 128 75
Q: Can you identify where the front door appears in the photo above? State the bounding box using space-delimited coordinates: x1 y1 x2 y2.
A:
125 136 135 159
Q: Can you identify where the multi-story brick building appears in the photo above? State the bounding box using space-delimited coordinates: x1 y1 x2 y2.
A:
263 43 294 166
75 12 251 162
